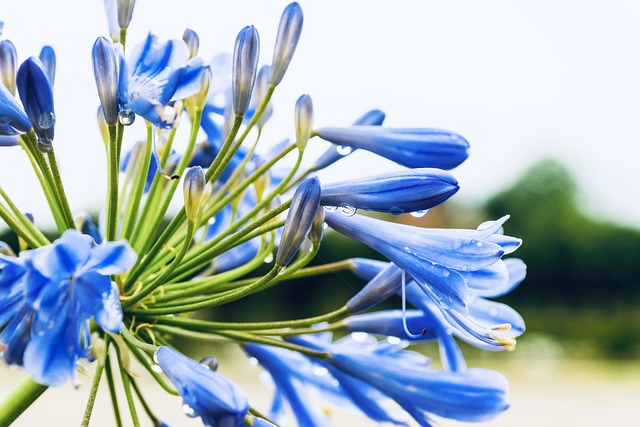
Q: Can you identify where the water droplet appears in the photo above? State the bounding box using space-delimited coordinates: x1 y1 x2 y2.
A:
249 357 259 366
151 364 163 374
351 332 369 342
339 205 357 217
152 351 159 364
312 366 329 377
118 109 135 126
199 356 219 371
386 336 402 345
322 222 328 230
442 270 450 278
36 138 52 153
331 379 340 387
336 145 352 156
460 265 468 272
323 205 338 212
476 241 483 247
278 268 287 275
263 253 274 264
410 209 429 218
37 112 55 129
390 206 404 216
182 403 197 418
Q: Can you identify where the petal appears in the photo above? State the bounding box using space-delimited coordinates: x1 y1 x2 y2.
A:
72 271 113 318
82 240 137 275
93 282 124 333
30 230 92 279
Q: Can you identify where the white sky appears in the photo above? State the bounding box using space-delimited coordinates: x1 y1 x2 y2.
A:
1 0 639 229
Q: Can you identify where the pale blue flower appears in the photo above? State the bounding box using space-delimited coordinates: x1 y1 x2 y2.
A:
0 230 136 386
118 33 207 128
321 168 458 215
156 346 249 427
315 126 469 170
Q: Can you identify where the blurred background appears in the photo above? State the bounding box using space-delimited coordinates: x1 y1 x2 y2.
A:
1 0 640 426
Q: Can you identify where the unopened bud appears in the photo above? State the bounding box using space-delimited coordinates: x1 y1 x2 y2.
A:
255 65 271 128
38 46 56 87
0 40 17 94
183 28 200 59
270 2 303 86
294 94 313 150
346 263 403 313
183 166 206 221
117 0 136 29
92 37 119 125
232 25 260 116
308 206 325 244
275 177 321 267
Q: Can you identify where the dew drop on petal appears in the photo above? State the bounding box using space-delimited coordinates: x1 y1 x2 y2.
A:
199 356 219 371
152 351 160 364
263 253 274 264
249 357 259 366
336 145 352 156
151 364 163 374
323 205 338 212
442 270 451 278
312 366 328 377
476 241 483 247
386 336 402 345
36 138 52 153
182 403 197 418
322 222 328 230
278 268 287 275
339 205 357 217
37 112 55 129
118 109 135 126
331 379 340 387
410 209 429 218
351 332 369 342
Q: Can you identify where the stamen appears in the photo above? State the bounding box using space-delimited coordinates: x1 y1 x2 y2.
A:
401 269 423 339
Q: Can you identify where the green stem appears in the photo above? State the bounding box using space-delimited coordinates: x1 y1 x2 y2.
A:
116 349 140 427
0 377 48 426
106 124 119 241
0 203 44 249
46 148 75 230
0 188 49 246
104 354 123 427
81 360 105 427
130 379 160 426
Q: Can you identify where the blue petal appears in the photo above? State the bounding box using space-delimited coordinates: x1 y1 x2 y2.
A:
81 240 137 275
0 80 31 133
16 57 55 141
30 230 92 279
72 271 113 319
170 58 207 102
93 282 124 333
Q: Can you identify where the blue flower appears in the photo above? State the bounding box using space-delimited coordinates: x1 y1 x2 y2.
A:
0 230 136 386
0 39 17 95
326 212 520 312
118 33 207 128
16 57 55 145
315 126 469 170
0 79 31 136
292 334 509 425
321 168 459 215
38 46 56 87
155 346 249 427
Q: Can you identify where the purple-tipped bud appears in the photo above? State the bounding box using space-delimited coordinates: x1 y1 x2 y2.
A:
270 2 303 86
38 46 56 87
275 177 321 267
183 28 200 59
232 25 260 116
0 40 17 95
294 94 313 150
92 37 120 126
117 0 136 29
321 168 459 215
346 263 404 313
17 57 55 148
183 166 206 221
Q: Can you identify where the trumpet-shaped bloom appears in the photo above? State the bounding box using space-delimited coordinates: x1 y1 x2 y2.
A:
292 334 509 426
0 230 136 386
155 346 249 427
118 33 207 128
326 212 520 312
316 126 469 170
17 57 55 144
321 168 458 215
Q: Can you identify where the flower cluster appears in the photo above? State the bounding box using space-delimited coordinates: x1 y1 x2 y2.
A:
0 2 525 427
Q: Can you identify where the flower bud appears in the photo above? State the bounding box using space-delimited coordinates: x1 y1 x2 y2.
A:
183 28 200 59
183 166 206 221
275 177 321 267
294 94 313 150
117 0 136 29
0 40 17 95
38 46 56 87
0 81 31 135
232 25 260 117
17 57 56 148
308 206 325 244
346 263 404 313
270 2 303 86
254 65 271 128
92 37 119 126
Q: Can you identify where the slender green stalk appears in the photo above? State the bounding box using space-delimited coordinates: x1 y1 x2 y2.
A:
0 377 48 426
116 349 141 427
81 360 105 427
130 379 160 426
120 328 158 354
0 187 49 246
0 203 44 248
104 354 124 427
204 115 243 183
106 124 119 241
46 148 75 230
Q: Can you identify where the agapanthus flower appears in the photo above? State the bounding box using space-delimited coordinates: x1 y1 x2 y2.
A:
17 57 55 147
321 168 459 215
155 346 249 427
315 126 470 170
0 230 136 386
0 81 30 138
291 334 509 426
118 33 207 128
